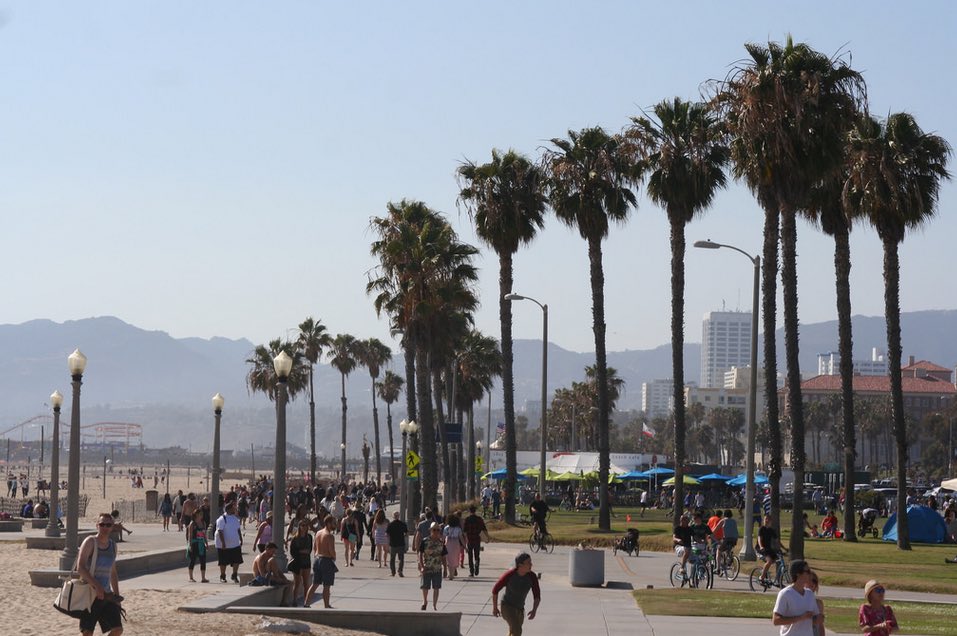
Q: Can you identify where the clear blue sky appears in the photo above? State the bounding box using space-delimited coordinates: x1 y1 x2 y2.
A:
1 1 954 354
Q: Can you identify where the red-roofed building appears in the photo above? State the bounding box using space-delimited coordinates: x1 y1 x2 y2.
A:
781 360 955 468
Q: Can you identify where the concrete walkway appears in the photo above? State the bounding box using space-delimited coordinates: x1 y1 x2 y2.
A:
23 519 956 635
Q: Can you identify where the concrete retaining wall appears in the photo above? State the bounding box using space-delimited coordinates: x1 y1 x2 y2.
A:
29 545 218 587
225 607 462 636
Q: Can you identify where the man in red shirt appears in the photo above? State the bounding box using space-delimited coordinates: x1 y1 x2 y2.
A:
462 505 490 577
492 552 541 636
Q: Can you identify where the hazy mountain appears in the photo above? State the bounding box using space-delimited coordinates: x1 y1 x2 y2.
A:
2 310 955 448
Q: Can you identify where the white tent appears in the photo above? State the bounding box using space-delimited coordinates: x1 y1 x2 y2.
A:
543 452 628 475
940 477 957 491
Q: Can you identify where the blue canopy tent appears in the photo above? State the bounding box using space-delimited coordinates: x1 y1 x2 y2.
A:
639 467 675 477
727 473 769 487
483 468 533 481
697 473 732 482
618 471 649 480
882 505 947 544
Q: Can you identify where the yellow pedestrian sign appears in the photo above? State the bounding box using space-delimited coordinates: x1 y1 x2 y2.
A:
475 456 484 472
406 450 421 478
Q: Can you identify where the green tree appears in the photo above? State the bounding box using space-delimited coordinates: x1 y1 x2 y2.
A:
328 333 358 479
628 97 728 525
356 338 393 483
458 149 547 523
376 370 404 485
844 112 951 549
544 127 638 531
245 338 309 402
297 317 332 484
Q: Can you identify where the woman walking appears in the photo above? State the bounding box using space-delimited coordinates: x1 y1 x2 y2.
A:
158 493 173 532
372 509 389 568
288 520 313 606
340 509 359 567
186 509 209 582
443 514 465 580
253 512 274 553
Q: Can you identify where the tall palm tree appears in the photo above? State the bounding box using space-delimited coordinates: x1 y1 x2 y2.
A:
720 37 864 558
628 97 729 526
376 370 404 485
844 112 951 550
458 148 547 523
368 200 479 512
297 317 332 485
544 127 637 531
245 338 310 401
356 338 392 484
328 334 358 480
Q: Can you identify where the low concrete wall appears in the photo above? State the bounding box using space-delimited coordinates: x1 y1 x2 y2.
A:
225 607 462 636
179 585 286 613
27 531 96 550
29 544 218 587
0 520 24 532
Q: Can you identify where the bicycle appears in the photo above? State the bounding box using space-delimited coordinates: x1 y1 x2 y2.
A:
748 552 791 592
711 544 741 581
669 546 713 589
529 522 554 554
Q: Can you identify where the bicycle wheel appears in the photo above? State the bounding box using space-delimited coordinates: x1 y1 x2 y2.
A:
669 563 687 588
780 567 792 587
529 534 540 553
725 555 740 581
700 562 714 589
748 567 768 592
544 534 555 554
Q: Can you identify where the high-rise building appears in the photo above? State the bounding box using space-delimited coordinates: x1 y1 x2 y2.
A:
641 379 675 418
817 348 888 377
701 310 752 388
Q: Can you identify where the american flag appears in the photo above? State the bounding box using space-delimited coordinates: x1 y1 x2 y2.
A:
496 421 506 435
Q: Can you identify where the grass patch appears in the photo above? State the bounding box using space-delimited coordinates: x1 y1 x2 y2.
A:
487 507 957 593
633 589 956 635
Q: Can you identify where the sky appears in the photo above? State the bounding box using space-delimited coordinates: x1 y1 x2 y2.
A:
1 1 955 356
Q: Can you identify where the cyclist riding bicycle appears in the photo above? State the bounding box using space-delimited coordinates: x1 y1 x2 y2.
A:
715 509 739 568
674 512 713 578
756 514 781 582
529 493 550 538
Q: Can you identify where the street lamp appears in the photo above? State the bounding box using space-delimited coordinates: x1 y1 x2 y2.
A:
694 239 760 561
60 349 86 571
399 419 409 521
475 440 483 497
406 420 419 518
271 350 292 569
46 390 63 537
362 436 370 484
210 393 224 534
505 293 548 499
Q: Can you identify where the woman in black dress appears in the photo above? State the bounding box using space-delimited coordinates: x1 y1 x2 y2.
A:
287 520 312 606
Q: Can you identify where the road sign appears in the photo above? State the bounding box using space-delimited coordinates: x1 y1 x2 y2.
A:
406 450 420 479
475 456 484 472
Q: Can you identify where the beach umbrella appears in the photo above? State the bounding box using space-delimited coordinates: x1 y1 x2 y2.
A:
618 471 650 481
662 475 700 486
638 467 675 477
697 473 732 482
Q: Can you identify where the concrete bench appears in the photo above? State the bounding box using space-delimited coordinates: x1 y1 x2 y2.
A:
179 583 289 613
26 530 95 550
31 518 53 529
0 519 24 532
29 545 218 587
225 607 461 636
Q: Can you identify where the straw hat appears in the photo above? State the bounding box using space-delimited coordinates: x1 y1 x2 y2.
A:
864 580 883 601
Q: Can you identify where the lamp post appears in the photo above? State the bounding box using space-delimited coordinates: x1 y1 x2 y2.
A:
46 390 63 537
505 293 548 499
407 420 419 517
694 239 760 561
475 440 483 498
399 419 409 521
210 393 224 535
60 349 86 571
362 436 370 484
340 443 346 480
102 457 108 499
272 351 292 569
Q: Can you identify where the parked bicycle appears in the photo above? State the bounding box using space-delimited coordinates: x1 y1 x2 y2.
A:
749 552 791 592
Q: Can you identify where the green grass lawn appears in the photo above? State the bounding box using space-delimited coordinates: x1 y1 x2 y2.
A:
632 589 956 635
486 506 957 594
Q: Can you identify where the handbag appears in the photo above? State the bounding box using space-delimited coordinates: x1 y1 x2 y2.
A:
54 540 99 618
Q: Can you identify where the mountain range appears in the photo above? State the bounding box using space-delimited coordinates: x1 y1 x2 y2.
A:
2 310 955 450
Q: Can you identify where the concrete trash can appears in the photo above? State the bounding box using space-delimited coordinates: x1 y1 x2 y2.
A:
145 489 159 513
569 547 604 587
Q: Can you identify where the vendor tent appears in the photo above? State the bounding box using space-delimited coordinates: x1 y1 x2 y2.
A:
882 505 948 544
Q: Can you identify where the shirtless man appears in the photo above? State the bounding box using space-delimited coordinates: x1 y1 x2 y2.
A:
251 542 291 606
181 493 198 531
304 515 338 608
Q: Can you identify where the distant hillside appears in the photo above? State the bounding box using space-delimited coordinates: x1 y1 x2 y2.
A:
1 310 954 447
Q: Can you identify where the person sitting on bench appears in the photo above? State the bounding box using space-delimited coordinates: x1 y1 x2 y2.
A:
250 542 291 606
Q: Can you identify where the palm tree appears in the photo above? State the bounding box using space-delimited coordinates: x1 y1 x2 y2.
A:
328 334 358 480
453 330 502 500
245 338 310 401
628 97 729 525
720 37 864 558
458 149 547 523
368 200 479 512
844 112 951 550
297 317 332 485
544 127 637 531
356 338 393 484
376 370 404 485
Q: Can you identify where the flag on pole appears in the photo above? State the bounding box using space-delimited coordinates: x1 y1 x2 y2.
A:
642 423 655 438
496 421 506 435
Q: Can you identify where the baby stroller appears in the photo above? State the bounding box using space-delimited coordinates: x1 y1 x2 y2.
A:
858 508 879 538
613 528 640 557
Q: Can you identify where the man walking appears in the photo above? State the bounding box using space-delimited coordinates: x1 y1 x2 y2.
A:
463 505 490 577
305 515 338 609
771 559 820 636
386 511 408 577
214 501 243 583
492 552 541 636
417 522 448 611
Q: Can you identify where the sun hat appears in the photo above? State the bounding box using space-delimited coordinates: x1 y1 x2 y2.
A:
864 580 884 601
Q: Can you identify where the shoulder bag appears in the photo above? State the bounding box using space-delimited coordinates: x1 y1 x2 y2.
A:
54 539 99 618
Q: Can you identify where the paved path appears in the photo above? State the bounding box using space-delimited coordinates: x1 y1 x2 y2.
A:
22 519 957 635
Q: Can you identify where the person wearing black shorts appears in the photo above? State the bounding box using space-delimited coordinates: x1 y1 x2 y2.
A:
215 501 244 583
757 515 780 582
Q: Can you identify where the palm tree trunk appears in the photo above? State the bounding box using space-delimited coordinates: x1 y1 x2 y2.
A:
340 374 348 482
467 406 475 500
433 367 452 514
781 205 806 559
762 206 783 531
404 338 421 517
415 343 437 513
309 365 317 485
386 402 396 485
882 238 910 550
669 216 687 528
500 252 518 524
832 223 858 540
457 408 466 503
371 378 382 484
586 236 611 531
